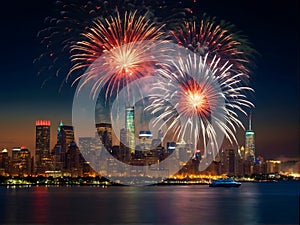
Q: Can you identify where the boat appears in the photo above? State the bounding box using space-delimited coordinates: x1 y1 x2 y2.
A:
209 178 241 187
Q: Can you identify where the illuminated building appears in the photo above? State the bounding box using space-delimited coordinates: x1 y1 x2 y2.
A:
57 122 74 167
18 147 33 176
280 160 300 175
245 115 255 162
50 121 75 171
253 156 266 175
11 147 21 175
238 146 245 159
35 120 51 174
0 149 10 176
266 160 281 174
58 122 74 152
138 131 153 153
125 106 135 154
11 147 33 176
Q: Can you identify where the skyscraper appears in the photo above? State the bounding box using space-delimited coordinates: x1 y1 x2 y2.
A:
57 122 74 168
125 106 135 154
0 149 9 176
57 122 74 151
18 147 32 176
96 123 112 151
120 128 130 161
217 148 239 176
66 141 84 177
35 120 51 174
245 114 255 162
11 147 21 176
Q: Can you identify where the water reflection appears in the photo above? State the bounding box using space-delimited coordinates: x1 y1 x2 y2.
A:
32 186 49 224
0 182 298 224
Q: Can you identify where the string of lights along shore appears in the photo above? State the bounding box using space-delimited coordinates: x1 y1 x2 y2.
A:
0 109 293 179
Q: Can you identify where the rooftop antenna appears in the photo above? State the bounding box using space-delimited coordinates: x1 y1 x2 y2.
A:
249 112 252 131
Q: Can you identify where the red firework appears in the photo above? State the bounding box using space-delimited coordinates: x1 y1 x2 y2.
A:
170 14 253 78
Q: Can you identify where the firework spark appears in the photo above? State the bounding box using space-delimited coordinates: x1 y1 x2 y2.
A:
170 14 254 78
69 10 171 99
146 53 254 158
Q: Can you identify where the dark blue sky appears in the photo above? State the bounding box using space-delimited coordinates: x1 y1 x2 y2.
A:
0 0 299 159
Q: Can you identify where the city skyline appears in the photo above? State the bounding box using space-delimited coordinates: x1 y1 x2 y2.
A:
1 114 298 179
0 0 299 160
0 112 278 162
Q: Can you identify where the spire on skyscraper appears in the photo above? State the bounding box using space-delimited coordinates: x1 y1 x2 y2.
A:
245 113 255 162
249 112 252 131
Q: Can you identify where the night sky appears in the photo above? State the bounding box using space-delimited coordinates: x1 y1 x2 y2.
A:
0 0 298 160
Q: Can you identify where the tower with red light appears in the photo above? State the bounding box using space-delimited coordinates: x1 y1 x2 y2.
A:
35 120 51 174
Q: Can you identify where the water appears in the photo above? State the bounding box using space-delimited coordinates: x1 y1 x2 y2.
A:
0 181 299 225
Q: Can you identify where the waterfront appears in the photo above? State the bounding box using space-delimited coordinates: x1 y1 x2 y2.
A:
0 181 299 225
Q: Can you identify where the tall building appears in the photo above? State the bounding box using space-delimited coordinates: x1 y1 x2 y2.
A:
57 122 74 168
220 148 237 176
11 147 20 175
58 122 74 152
35 120 51 174
96 123 112 152
138 131 153 152
120 128 130 161
79 136 102 173
125 106 135 154
238 146 245 159
11 146 33 176
245 114 255 162
66 141 84 177
134 130 153 158
18 147 33 176
265 160 281 174
0 149 10 176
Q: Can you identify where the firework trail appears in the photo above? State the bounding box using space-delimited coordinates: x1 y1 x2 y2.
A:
35 0 107 85
146 53 254 159
170 14 255 80
68 10 174 100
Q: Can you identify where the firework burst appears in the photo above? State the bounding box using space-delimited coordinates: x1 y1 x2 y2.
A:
170 14 254 79
69 10 170 99
146 53 254 158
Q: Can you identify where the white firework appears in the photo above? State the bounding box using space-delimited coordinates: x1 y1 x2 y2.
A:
146 53 254 159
